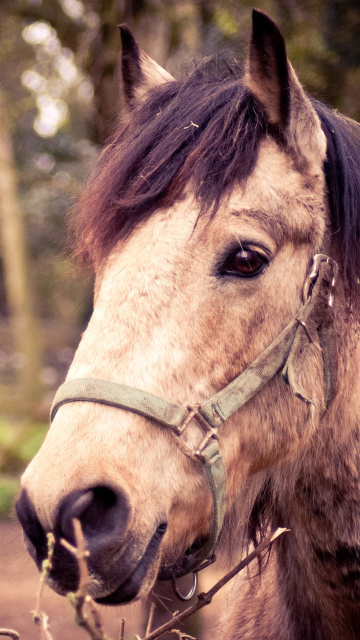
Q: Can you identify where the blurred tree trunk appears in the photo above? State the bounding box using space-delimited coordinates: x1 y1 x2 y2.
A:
0 94 42 408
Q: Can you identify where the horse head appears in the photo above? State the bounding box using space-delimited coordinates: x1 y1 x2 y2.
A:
16 11 360 637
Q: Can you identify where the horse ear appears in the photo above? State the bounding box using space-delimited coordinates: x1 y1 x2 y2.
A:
245 10 326 166
246 9 290 129
119 24 174 108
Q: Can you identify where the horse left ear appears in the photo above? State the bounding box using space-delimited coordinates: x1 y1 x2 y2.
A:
119 24 174 108
245 10 326 167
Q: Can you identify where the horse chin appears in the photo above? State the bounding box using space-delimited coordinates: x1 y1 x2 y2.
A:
93 525 166 605
92 530 204 605
94 558 160 604
94 528 201 605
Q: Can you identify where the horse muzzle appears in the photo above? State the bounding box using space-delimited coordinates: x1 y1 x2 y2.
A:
16 485 168 604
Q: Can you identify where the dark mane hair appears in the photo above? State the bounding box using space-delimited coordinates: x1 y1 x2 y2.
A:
72 57 360 300
72 57 267 263
312 100 360 300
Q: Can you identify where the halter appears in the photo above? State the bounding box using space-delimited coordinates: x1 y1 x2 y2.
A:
51 254 338 591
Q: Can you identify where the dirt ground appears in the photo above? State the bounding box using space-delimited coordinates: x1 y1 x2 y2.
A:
0 518 227 640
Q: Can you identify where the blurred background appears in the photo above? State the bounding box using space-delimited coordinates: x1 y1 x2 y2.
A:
0 0 359 637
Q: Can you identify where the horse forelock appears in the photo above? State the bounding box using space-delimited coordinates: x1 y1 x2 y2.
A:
71 57 268 267
71 57 360 309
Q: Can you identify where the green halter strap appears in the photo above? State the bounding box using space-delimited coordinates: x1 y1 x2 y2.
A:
50 255 338 578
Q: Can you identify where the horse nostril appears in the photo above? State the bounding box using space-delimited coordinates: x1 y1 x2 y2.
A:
57 485 131 549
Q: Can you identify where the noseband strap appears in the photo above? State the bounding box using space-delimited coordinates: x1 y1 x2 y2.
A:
50 255 338 578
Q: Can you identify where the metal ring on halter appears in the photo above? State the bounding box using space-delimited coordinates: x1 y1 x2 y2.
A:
172 572 198 601
302 254 339 304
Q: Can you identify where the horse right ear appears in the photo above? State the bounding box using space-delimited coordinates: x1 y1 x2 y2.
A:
119 24 174 108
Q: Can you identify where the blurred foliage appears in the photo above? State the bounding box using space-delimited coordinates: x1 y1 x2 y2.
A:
0 417 47 516
0 3 97 324
0 477 19 516
0 0 359 497
0 418 47 470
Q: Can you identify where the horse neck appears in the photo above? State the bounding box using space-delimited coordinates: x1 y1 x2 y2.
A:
272 303 360 639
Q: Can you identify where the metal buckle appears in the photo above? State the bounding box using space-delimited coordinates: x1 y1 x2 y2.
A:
174 405 219 462
302 254 339 306
172 571 198 601
171 553 216 600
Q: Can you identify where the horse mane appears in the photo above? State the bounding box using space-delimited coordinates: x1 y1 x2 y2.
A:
312 100 360 302
71 57 267 265
71 58 360 302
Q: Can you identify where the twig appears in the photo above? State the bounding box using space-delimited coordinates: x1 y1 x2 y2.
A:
140 528 289 640
36 613 54 640
33 533 56 640
0 631 20 639
60 519 112 640
119 619 125 640
145 603 155 636
33 533 55 618
183 121 199 129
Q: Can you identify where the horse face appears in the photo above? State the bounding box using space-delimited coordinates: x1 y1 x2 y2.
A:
17 12 328 604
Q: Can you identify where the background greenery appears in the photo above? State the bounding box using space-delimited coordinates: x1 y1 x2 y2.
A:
0 0 359 515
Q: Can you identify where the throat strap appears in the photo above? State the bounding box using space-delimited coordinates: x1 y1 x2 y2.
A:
50 255 338 577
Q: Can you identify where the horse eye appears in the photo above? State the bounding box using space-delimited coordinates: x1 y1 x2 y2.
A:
221 248 267 277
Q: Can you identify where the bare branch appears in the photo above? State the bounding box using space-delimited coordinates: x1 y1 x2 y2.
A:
34 533 55 618
140 528 289 640
168 631 195 640
32 533 57 640
145 603 155 636
36 613 55 640
60 519 112 640
0 631 20 640
119 619 125 640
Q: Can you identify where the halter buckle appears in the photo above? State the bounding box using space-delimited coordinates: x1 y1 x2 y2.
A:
302 254 338 306
172 571 198 601
174 405 219 462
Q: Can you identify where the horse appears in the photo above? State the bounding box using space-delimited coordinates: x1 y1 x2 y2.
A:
16 9 360 640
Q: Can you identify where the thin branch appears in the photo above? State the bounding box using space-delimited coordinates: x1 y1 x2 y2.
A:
119 619 125 640
0 631 20 640
60 519 112 640
37 613 54 640
33 533 56 640
168 632 195 640
145 603 155 636
140 528 289 640
34 533 55 618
